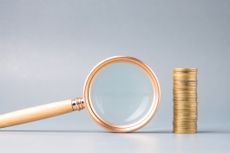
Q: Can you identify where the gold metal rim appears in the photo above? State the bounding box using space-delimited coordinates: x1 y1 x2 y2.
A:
83 56 161 132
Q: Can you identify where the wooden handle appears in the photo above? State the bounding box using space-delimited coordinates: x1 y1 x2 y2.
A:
0 99 84 128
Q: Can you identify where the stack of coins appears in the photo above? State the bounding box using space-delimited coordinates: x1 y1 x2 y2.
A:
173 68 198 134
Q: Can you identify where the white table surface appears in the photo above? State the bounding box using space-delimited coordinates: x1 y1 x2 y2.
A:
1 128 229 153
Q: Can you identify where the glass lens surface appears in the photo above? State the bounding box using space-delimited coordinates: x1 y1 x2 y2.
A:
90 62 154 126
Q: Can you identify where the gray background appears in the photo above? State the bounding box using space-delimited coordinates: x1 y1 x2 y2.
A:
0 0 230 152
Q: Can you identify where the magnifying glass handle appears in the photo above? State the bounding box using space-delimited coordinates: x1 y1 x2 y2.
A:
0 98 85 128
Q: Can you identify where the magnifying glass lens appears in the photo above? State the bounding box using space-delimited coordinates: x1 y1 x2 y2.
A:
90 62 154 126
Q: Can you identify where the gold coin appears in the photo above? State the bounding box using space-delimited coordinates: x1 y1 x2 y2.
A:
173 71 197 75
173 122 197 126
173 106 197 110
173 90 197 93
173 75 197 81
173 87 197 91
174 102 197 105
173 82 197 86
173 68 197 72
173 128 197 132
173 73 197 76
173 81 197 84
174 101 197 105
173 94 197 97
174 116 197 120
174 114 197 118
173 131 197 134
173 87 197 90
174 98 197 101
173 91 197 94
174 97 197 101
174 76 197 80
174 95 197 98
173 124 197 127
173 77 197 81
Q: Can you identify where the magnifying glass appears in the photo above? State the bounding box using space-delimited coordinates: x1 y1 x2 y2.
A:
0 56 160 132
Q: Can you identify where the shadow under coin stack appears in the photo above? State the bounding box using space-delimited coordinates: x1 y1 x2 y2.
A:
173 68 198 134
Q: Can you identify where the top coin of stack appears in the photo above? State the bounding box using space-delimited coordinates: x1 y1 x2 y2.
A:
173 68 198 134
